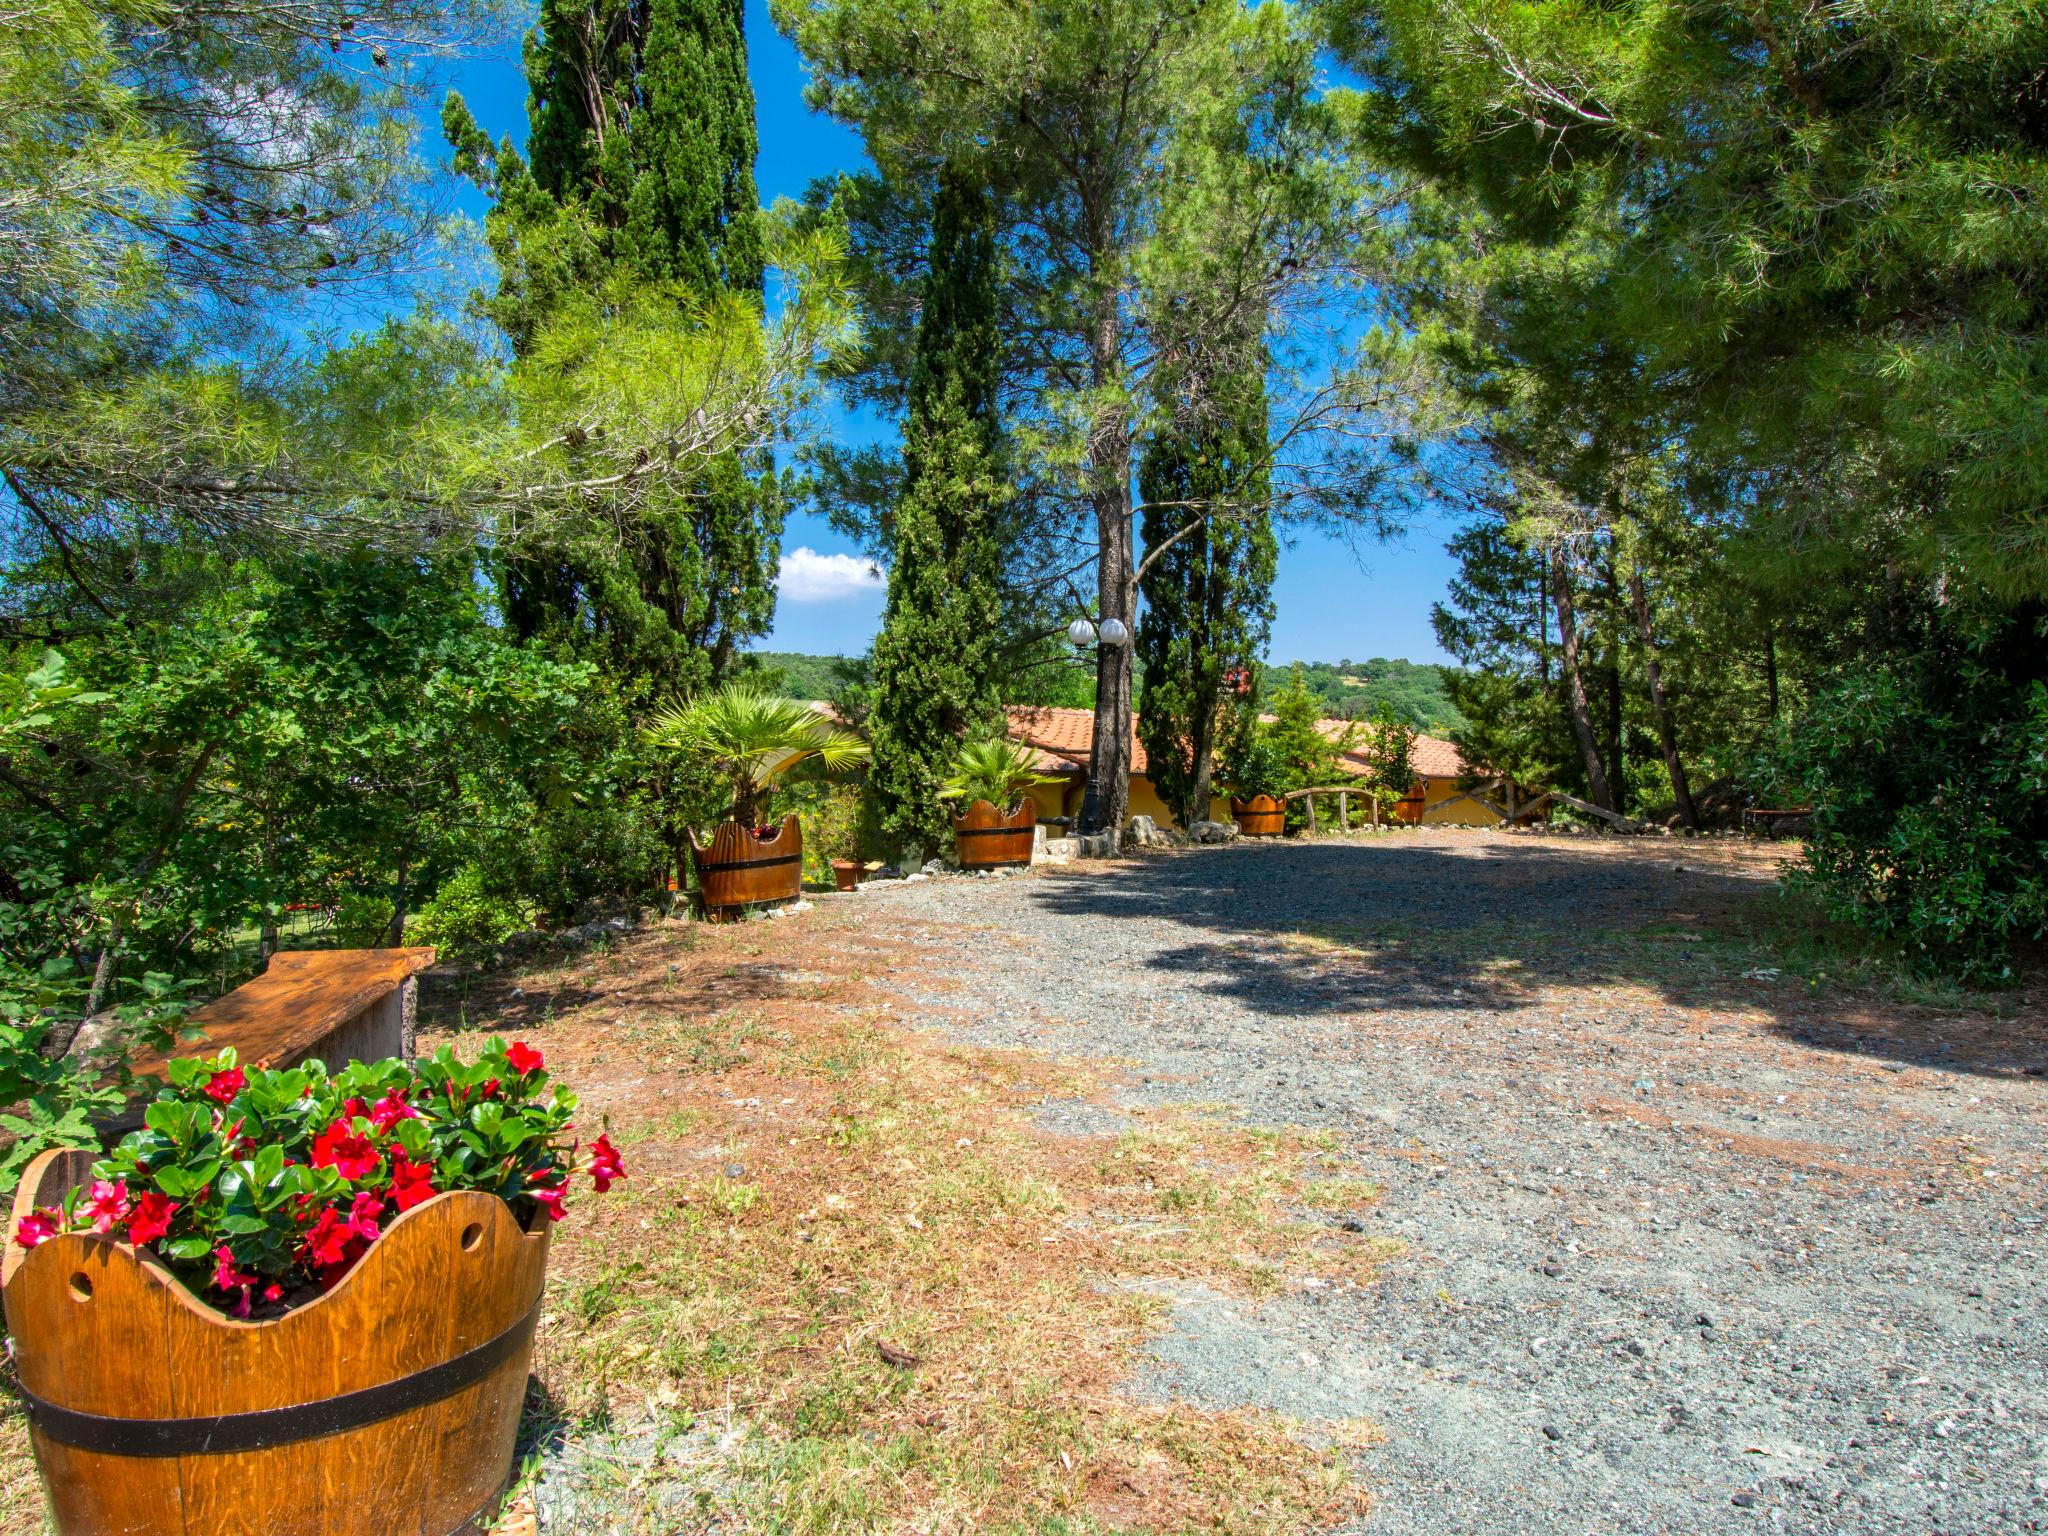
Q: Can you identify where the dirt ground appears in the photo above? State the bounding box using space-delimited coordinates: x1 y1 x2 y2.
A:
3 829 2042 1535
863 829 2048 1535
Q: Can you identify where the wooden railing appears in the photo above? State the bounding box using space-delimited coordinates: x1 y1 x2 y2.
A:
1278 784 1385 833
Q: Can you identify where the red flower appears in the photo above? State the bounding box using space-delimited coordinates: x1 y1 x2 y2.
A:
343 1190 384 1244
203 1065 245 1104
504 1042 543 1077
367 1089 417 1134
211 1245 258 1317
300 1205 355 1270
262 1282 285 1304
84 1179 130 1234
311 1118 380 1181
341 1096 368 1121
588 1134 626 1194
387 1153 437 1212
13 1209 60 1249
125 1192 179 1247
211 1244 255 1292
528 1180 568 1223
481 1078 502 1098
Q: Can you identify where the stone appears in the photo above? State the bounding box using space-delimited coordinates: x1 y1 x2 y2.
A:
1040 837 1077 864
1189 819 1237 844
1031 822 1048 864
922 858 950 877
1076 832 1120 859
1126 814 1165 847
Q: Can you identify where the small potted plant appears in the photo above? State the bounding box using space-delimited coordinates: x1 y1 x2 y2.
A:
643 685 869 913
3 1042 623 1536
796 783 868 892
940 738 1059 870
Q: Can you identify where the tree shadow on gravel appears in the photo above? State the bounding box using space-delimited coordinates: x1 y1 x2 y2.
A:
1024 838 2048 1079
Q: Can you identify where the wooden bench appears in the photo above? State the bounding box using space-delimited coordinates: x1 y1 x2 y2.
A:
119 948 436 1115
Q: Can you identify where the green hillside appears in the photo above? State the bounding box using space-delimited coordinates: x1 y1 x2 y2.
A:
1277 657 1465 734
748 651 858 700
752 650 1463 734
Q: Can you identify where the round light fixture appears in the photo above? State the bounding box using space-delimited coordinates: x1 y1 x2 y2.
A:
1098 617 1131 647
1067 617 1098 648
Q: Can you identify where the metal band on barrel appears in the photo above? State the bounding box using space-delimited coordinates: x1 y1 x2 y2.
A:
20 1303 539 1457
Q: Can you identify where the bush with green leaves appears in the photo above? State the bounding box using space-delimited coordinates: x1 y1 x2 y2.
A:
9 1040 623 1316
1759 648 2048 980
409 866 536 960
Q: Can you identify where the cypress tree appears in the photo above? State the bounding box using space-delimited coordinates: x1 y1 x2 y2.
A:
867 163 1007 853
1136 365 1277 826
445 0 779 697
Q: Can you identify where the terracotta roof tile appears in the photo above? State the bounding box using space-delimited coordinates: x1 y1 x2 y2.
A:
1003 705 1466 782
1004 705 1143 775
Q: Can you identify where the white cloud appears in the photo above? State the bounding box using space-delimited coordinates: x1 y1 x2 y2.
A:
778 547 885 603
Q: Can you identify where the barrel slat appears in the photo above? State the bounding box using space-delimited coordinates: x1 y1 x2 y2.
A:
952 797 1037 869
1230 795 1286 837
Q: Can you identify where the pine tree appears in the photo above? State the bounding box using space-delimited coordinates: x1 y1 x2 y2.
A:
1136 365 1277 826
866 163 1007 853
445 0 780 699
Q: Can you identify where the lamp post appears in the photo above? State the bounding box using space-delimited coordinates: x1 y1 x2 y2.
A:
1068 615 1132 837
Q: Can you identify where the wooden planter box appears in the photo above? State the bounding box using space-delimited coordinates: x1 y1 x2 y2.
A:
689 813 803 911
1230 794 1286 837
3 1149 548 1536
951 797 1037 869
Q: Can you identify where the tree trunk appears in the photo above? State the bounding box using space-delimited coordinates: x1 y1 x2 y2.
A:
1188 704 1216 825
1549 544 1614 812
382 855 412 949
1627 571 1699 831
1763 615 1780 724
1603 555 1625 813
258 809 280 963
1080 295 1135 840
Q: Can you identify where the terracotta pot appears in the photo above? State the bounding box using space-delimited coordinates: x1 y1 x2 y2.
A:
688 814 802 910
951 796 1038 869
831 858 861 892
1229 794 1286 837
3 1149 549 1536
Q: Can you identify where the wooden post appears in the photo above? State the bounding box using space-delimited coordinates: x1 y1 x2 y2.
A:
1338 790 1349 832
1307 793 1318 834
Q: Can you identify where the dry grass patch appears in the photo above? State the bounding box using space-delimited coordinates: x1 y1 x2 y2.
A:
0 912 1390 1536
499 916 1389 1533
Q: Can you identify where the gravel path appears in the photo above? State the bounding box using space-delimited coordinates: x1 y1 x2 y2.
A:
852 831 2048 1536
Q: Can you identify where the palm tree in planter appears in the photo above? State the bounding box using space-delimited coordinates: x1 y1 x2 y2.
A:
644 685 870 910
939 737 1059 870
3 1042 623 1536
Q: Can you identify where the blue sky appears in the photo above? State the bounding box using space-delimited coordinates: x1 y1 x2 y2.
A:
439 2 1461 666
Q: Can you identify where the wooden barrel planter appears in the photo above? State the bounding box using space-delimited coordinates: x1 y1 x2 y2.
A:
2 1149 549 1536
951 796 1038 870
1230 794 1286 837
689 813 803 912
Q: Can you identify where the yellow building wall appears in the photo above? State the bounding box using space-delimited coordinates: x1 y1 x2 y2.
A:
1413 775 1504 826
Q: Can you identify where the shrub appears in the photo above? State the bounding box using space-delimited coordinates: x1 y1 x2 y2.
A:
333 889 395 947
8 1040 623 1316
797 782 868 884
410 865 535 960
1760 656 2048 979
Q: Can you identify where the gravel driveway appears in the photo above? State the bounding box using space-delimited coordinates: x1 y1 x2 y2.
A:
854 830 2048 1536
